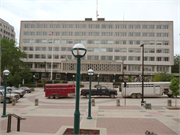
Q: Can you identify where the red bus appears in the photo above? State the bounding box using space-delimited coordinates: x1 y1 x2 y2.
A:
45 84 75 99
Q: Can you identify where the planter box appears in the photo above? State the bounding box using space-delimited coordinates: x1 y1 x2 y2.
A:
55 126 107 135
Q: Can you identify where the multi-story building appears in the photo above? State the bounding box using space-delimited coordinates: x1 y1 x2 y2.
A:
19 18 173 82
0 18 15 40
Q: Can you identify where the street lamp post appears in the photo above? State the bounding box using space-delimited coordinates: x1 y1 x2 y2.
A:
44 61 46 92
73 75 75 83
97 74 99 86
2 70 10 117
65 72 67 82
87 69 94 119
71 43 87 134
114 74 116 84
33 75 35 89
140 44 144 105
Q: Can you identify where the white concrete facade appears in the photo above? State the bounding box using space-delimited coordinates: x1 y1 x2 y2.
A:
0 18 15 40
19 18 173 81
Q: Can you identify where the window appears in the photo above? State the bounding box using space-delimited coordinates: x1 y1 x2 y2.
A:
102 32 106 37
61 40 66 44
143 33 148 37
23 47 28 51
115 40 120 44
62 32 66 36
157 57 162 61
163 25 169 29
42 47 46 51
30 24 35 28
149 33 154 37
102 25 106 29
101 40 106 44
149 57 154 61
48 39 53 44
108 25 113 29
143 25 148 29
75 32 79 36
24 32 29 36
156 41 162 45
157 49 162 53
94 40 99 44
75 24 80 29
122 25 126 29
163 33 169 37
29 47 34 51
115 25 120 29
35 47 40 51
156 33 162 37
56 24 60 28
62 24 67 28
156 25 162 29
129 65 140 71
28 54 33 58
129 40 133 45
122 32 127 37
88 32 93 36
89 25 93 29
36 39 41 43
36 24 41 28
54 55 59 59
48 47 52 51
94 48 99 52
135 33 141 37
48 55 52 59
163 41 169 45
135 25 141 29
36 32 41 36
94 32 99 36
88 40 93 44
24 24 29 28
107 48 113 52
82 24 86 29
129 25 133 29
108 40 113 44
129 33 133 37
55 40 60 44
108 32 113 37
101 48 106 52
54 47 59 51
41 55 46 59
42 40 47 44
149 25 154 29
55 32 60 36
135 40 140 45
29 39 34 43
61 47 66 51
35 54 40 59
115 32 120 37
82 32 86 36
67 40 73 44
42 24 47 28
122 40 126 45
42 32 47 36
164 57 169 61
68 24 73 28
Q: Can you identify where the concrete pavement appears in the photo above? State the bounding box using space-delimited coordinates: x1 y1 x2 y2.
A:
0 87 180 135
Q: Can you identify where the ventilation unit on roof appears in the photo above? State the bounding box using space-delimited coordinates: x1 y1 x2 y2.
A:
85 18 92 21
97 18 105 21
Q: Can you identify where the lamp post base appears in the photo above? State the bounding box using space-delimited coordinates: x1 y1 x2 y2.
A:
1 115 7 118
87 116 92 119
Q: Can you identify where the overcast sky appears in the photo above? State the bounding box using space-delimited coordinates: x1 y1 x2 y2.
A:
0 0 179 55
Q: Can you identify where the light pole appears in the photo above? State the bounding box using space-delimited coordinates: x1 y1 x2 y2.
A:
44 61 46 92
73 75 75 83
140 44 144 105
114 74 116 84
33 75 35 89
87 69 94 119
71 43 87 134
2 70 10 117
97 74 99 86
65 72 67 82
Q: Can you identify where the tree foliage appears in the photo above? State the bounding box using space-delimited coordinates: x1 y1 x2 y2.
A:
1 38 32 85
172 54 180 73
169 78 179 97
127 76 132 82
152 72 174 82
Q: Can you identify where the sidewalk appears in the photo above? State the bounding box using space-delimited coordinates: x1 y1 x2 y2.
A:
0 88 180 135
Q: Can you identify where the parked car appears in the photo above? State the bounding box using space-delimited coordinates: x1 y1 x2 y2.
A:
81 86 117 98
0 86 4 90
6 86 26 98
19 87 32 93
0 90 20 103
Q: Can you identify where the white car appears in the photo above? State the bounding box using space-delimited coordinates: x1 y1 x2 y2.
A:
0 90 20 103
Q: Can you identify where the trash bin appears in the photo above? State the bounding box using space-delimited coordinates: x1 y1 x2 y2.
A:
116 99 120 106
91 98 95 106
167 99 171 106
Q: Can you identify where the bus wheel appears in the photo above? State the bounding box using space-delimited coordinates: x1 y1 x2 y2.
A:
55 94 59 99
137 94 142 99
49 94 54 99
131 94 137 98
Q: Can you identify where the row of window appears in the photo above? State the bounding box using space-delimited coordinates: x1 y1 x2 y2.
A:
23 31 169 37
24 24 169 30
23 46 170 54
27 62 169 72
22 39 170 46
0 23 14 32
28 54 170 62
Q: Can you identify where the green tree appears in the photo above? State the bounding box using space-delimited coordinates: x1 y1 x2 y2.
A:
169 78 179 108
1 38 32 85
172 54 180 73
127 76 132 82
152 72 174 82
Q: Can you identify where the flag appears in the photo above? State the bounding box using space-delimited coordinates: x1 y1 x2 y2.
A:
49 32 53 35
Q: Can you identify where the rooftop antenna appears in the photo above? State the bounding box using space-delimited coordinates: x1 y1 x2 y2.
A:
96 0 99 20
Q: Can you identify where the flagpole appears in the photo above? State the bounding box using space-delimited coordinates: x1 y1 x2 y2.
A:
50 32 54 80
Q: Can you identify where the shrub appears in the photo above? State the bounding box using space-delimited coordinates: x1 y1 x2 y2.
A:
94 84 102 88
37 83 44 87
80 84 84 88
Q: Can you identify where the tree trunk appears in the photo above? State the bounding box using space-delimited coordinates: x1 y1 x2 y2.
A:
175 96 177 108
